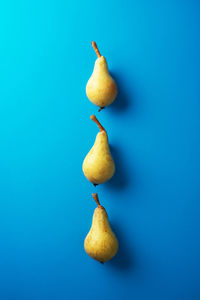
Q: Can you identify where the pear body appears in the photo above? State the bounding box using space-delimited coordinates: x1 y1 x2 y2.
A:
84 206 118 262
86 56 117 108
82 131 115 184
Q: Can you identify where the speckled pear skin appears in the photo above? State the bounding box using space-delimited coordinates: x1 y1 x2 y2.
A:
84 196 118 263
82 130 115 184
86 56 118 108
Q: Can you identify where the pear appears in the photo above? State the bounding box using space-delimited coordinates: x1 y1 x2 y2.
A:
82 115 115 185
86 41 118 112
84 193 119 263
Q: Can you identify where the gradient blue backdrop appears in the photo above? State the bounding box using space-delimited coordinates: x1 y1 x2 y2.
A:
0 0 200 299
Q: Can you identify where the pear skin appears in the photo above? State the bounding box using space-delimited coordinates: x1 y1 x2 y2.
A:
86 42 118 111
84 193 119 263
82 115 115 185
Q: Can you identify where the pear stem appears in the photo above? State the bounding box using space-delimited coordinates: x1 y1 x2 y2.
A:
90 115 105 132
92 193 101 207
98 107 105 112
91 41 101 58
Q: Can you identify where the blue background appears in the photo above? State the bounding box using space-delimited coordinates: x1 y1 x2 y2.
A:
0 0 200 299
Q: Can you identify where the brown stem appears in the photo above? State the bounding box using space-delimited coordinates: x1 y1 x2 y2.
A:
98 107 105 112
91 41 101 58
92 193 101 207
90 115 105 132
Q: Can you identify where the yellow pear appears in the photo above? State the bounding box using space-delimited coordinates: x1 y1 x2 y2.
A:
86 41 118 112
84 193 119 263
82 115 115 185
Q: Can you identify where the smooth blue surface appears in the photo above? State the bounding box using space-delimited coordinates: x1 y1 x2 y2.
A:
0 0 200 299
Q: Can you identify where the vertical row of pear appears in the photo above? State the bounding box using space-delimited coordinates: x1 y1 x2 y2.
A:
83 42 119 263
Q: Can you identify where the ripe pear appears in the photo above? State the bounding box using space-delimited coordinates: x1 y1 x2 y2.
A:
82 115 115 185
84 193 119 263
86 41 118 112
